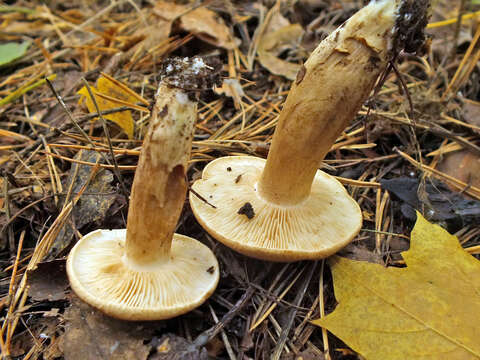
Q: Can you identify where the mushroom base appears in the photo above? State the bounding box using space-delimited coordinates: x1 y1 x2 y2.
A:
67 230 219 320
190 156 362 262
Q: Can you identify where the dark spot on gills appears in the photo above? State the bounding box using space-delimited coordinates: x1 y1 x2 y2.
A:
237 202 255 220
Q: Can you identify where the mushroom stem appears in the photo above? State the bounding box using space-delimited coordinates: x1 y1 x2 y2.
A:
126 85 195 264
258 0 397 205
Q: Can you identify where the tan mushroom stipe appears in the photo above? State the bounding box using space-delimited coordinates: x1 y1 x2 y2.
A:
190 0 406 261
67 76 219 320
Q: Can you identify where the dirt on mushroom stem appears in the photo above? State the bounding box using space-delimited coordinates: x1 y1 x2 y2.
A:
258 0 430 206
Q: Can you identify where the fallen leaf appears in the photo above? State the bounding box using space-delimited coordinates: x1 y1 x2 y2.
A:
313 213 480 359
437 150 480 191
9 331 33 357
281 348 324 360
380 177 480 228
11 316 60 357
154 1 238 49
463 99 480 130
150 334 208 360
258 24 303 80
63 295 152 360
205 335 224 358
337 243 384 264
43 334 63 360
28 259 68 302
215 78 245 109
0 41 30 66
78 76 139 138
49 150 116 259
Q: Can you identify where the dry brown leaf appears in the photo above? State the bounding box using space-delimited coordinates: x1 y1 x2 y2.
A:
313 213 480 359
154 1 237 49
258 23 303 80
127 21 172 53
215 78 245 109
63 295 151 360
151 334 208 360
28 260 68 302
463 99 480 130
437 149 480 191
50 150 116 259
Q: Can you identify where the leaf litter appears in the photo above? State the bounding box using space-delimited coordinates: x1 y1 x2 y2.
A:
63 295 152 360
0 0 479 359
380 177 480 229
49 150 117 259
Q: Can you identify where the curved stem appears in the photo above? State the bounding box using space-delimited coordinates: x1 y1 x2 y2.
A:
126 85 196 264
258 0 397 205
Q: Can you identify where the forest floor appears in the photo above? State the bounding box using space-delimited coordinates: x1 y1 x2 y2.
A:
1 0 480 359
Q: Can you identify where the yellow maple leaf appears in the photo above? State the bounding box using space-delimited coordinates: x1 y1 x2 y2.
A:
78 76 142 139
313 213 480 359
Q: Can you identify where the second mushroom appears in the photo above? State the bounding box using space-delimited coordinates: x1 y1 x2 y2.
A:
190 0 428 261
67 58 220 320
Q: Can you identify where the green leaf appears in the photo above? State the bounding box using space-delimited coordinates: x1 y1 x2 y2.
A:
0 41 31 66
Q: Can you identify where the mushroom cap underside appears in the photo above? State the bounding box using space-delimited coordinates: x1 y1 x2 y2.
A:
190 156 362 262
67 229 219 321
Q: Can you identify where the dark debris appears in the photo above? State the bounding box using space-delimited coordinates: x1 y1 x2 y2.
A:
237 202 255 219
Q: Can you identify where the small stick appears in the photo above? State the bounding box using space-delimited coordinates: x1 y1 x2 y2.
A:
189 187 217 209
450 0 468 60
395 148 480 200
271 262 317 360
3 178 15 256
8 230 25 296
45 78 130 197
319 260 331 360
208 305 236 360
40 135 60 205
42 150 136 171
249 268 304 331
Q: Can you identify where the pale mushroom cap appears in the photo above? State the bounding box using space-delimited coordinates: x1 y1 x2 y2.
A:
67 229 219 320
190 156 362 262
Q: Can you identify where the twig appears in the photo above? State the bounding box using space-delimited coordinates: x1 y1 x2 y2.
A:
3 178 14 256
42 151 136 171
189 187 217 209
271 262 317 360
395 148 480 200
195 286 255 346
0 196 53 237
378 113 480 157
208 304 236 360
319 260 331 360
450 0 468 60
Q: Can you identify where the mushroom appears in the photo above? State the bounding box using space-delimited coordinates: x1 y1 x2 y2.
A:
190 0 429 261
67 60 219 320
